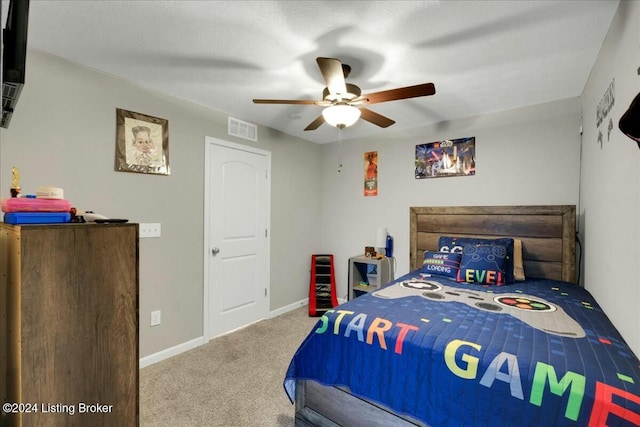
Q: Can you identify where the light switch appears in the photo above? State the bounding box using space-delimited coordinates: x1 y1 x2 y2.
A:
151 310 161 326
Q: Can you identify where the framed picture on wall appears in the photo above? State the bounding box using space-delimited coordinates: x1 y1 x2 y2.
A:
364 151 378 197
115 108 170 175
415 136 475 179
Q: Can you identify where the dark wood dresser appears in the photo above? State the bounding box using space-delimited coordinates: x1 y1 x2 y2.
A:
0 223 139 427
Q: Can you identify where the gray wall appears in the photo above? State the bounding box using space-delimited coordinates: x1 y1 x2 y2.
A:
580 0 640 356
0 50 323 358
318 97 582 299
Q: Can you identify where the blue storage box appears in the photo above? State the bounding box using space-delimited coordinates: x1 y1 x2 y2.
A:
4 212 71 224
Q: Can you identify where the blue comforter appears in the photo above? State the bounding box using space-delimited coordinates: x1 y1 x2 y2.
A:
285 271 640 426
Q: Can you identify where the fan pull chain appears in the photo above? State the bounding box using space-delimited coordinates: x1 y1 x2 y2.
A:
337 127 343 173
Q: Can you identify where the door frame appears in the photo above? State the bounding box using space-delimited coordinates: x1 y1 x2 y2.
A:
203 137 271 343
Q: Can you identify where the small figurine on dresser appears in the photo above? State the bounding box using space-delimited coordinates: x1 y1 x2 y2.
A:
10 166 20 198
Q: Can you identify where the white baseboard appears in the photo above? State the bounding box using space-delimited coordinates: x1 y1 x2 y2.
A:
140 298 311 368
139 336 203 369
269 297 309 318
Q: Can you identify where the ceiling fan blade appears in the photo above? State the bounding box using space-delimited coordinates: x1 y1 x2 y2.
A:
359 108 395 128
253 99 319 105
317 57 347 97
364 83 436 105
349 95 369 106
304 115 325 131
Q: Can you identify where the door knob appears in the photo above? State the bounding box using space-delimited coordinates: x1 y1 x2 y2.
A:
211 247 220 256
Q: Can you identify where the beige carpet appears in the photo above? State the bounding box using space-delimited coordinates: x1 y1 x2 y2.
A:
140 306 319 427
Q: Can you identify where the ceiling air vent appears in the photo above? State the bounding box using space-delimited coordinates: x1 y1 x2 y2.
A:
228 117 257 142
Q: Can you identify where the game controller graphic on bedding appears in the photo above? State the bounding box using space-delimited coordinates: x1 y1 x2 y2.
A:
373 279 586 338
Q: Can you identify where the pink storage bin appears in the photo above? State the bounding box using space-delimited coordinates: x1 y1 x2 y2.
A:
1 197 72 213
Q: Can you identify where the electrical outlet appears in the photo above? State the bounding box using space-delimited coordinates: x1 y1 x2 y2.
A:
151 310 161 326
140 223 161 238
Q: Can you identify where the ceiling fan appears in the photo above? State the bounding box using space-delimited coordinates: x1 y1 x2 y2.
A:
253 57 436 131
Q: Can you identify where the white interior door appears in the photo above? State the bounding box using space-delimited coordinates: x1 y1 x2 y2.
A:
204 138 270 340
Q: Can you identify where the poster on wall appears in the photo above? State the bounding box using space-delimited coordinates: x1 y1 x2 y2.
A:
415 136 475 179
364 151 378 196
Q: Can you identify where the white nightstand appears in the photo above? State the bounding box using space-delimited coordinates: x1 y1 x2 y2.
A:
348 255 395 300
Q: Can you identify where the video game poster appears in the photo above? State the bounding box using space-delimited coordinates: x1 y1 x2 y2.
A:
415 137 475 179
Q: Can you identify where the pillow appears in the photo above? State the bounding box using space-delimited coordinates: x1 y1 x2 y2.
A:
513 238 525 281
456 243 508 285
421 251 462 279
438 236 515 283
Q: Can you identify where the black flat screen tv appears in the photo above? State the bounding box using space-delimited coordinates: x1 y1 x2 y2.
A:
2 0 30 128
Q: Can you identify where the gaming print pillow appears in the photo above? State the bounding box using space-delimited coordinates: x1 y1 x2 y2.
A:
457 243 508 285
439 236 515 283
422 251 462 279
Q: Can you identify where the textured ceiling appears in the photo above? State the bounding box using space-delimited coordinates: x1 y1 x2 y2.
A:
3 1 620 143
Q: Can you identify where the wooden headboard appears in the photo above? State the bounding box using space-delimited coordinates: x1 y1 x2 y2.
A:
409 205 576 284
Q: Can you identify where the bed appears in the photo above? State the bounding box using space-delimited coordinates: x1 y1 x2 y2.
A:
285 205 640 426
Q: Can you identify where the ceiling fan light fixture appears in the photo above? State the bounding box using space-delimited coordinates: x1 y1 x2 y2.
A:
322 104 361 129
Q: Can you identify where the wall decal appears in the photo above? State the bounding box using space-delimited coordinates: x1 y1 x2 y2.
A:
596 78 615 128
598 130 603 148
415 137 475 179
596 78 615 149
